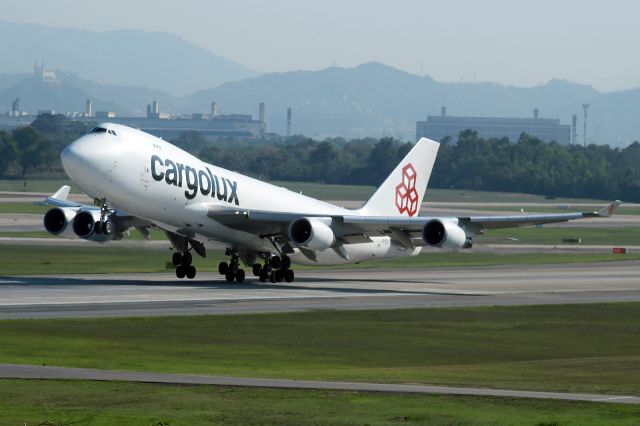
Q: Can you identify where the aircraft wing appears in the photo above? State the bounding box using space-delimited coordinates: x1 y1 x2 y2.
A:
208 200 621 246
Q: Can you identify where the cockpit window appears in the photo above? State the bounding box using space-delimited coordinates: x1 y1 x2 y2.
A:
90 127 107 134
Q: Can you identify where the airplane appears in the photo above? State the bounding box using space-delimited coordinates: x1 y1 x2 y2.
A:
41 123 621 283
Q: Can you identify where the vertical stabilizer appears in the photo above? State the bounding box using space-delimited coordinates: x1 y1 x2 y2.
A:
358 138 439 217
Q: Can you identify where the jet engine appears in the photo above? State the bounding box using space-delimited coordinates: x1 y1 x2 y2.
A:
288 217 335 251
43 207 77 238
422 219 471 250
72 210 117 242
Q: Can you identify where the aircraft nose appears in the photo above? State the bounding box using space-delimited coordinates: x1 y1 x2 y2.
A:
60 140 85 175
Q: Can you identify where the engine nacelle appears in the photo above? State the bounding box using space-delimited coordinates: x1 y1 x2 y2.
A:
422 219 471 250
43 207 77 238
72 210 116 242
288 217 335 251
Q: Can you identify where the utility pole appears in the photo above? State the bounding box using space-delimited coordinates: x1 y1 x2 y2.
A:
582 103 590 147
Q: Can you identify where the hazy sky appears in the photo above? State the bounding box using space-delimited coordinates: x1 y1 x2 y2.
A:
3 0 639 91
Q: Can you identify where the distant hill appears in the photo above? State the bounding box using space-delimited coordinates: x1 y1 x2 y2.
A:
0 20 258 96
187 62 640 145
0 74 122 116
1 54 639 146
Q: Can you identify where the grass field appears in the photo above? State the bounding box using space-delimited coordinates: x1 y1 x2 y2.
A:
478 226 640 246
0 178 77 193
1 303 639 395
1 379 638 426
0 243 637 275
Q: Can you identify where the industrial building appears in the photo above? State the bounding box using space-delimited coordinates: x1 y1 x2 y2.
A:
416 107 571 144
1 99 268 140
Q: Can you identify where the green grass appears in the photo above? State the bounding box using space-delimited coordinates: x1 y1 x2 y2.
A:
0 304 639 395
479 226 640 246
0 243 638 275
1 380 638 426
0 178 77 193
0 202 49 214
432 204 640 216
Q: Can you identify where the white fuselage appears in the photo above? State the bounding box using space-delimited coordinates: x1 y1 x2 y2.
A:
61 123 421 265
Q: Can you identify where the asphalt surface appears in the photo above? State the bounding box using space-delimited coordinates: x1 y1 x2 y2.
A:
0 363 637 404
1 261 639 319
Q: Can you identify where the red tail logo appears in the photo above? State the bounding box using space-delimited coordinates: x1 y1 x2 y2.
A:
395 163 418 216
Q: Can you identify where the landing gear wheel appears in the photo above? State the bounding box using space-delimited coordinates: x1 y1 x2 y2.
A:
235 269 245 283
176 265 186 279
172 252 183 266
218 261 229 275
259 268 268 282
281 256 291 270
270 271 277 283
269 256 281 270
186 265 196 279
225 271 235 282
103 220 114 235
284 269 294 283
252 263 262 276
274 269 284 282
182 252 193 266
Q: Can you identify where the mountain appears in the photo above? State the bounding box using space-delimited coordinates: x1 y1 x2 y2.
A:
187 62 637 145
0 74 122 116
0 20 258 96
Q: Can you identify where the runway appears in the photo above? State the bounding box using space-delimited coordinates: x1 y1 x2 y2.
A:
1 261 639 319
0 363 637 404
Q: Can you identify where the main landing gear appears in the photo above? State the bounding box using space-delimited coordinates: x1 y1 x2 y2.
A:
173 251 196 279
218 249 245 283
254 255 294 283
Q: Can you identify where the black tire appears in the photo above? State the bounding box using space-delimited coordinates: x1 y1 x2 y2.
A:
186 265 196 279
259 269 268 282
274 269 284 282
270 271 277 283
172 252 183 266
252 263 262 276
183 251 193 266
270 256 281 269
235 269 245 283
176 265 186 279
284 269 294 283
218 261 229 275
281 256 291 270
225 271 235 282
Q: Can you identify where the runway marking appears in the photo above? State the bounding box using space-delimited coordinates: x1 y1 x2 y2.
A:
0 363 638 404
0 279 24 284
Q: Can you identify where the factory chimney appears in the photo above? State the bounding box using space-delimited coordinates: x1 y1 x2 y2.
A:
582 104 590 147
571 114 577 145
259 102 266 137
286 107 292 137
86 99 93 117
11 98 20 116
